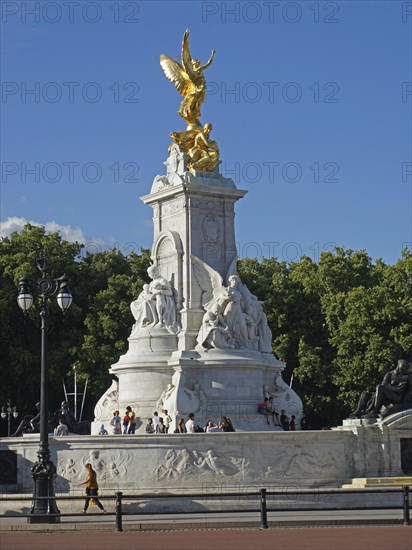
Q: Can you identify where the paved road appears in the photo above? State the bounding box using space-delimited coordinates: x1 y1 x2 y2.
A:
1 526 412 550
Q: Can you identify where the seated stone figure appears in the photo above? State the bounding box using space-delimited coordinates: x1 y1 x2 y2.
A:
350 359 412 418
130 283 158 331
196 303 234 350
147 265 180 335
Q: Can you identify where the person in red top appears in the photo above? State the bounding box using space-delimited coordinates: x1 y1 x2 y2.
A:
258 397 271 425
80 463 106 513
123 411 130 434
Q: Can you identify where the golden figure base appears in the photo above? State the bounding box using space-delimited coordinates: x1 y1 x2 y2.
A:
170 122 219 174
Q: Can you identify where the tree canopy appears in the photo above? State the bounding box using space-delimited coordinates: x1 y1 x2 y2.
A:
0 225 410 433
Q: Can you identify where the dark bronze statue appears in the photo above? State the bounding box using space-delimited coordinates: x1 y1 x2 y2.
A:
55 401 77 432
12 400 90 436
350 359 412 418
54 401 90 435
11 402 53 436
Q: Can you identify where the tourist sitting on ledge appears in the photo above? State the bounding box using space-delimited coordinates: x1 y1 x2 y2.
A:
280 409 290 431
205 419 221 432
54 418 69 436
174 418 187 433
219 416 235 432
145 418 155 434
156 417 167 434
268 397 281 426
258 398 271 425
98 424 108 435
185 412 204 433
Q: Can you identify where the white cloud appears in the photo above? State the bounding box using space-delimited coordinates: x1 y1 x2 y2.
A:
0 217 87 244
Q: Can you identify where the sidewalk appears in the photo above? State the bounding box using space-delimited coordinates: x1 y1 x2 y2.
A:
0 508 408 531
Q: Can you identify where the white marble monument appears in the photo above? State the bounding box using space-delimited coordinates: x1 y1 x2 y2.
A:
92 30 303 433
91 144 303 434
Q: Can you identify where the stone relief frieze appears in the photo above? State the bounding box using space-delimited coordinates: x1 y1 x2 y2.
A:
202 214 220 242
58 448 134 484
154 448 248 481
264 372 289 397
162 199 184 217
260 445 342 480
93 379 119 421
190 198 222 211
157 375 206 416
152 175 170 192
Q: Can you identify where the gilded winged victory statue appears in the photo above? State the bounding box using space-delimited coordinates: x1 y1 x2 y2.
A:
160 30 220 173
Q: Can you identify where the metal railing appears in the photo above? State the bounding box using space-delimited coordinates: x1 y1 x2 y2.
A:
0 486 410 532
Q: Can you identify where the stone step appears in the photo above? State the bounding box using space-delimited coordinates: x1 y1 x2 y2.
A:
342 477 412 488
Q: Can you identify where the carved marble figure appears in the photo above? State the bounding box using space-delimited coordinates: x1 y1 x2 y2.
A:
130 283 158 332
223 275 250 348
94 379 119 422
147 265 180 334
257 311 273 353
196 303 234 350
192 255 275 352
156 383 175 412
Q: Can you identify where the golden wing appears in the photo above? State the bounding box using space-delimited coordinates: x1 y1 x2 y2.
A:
160 54 194 97
181 29 198 83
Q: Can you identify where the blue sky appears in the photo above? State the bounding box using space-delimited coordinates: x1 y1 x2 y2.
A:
1 0 411 264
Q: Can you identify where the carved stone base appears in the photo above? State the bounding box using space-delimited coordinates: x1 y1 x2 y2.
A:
3 411 411 506
92 348 302 435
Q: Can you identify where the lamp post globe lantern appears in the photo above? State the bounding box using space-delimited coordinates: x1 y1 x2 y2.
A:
17 258 72 524
1 403 19 437
17 277 33 313
56 275 73 312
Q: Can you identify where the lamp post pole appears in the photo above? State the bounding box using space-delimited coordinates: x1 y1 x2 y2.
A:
17 257 72 524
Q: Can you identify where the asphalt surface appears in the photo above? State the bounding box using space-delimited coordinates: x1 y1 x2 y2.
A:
1 525 412 550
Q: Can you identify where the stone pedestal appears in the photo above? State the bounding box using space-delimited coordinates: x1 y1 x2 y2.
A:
141 152 247 352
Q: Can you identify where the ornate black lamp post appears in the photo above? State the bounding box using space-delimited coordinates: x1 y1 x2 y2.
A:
1 403 19 437
17 258 72 524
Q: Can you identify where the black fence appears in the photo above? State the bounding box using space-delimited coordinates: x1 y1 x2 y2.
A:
0 486 410 531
